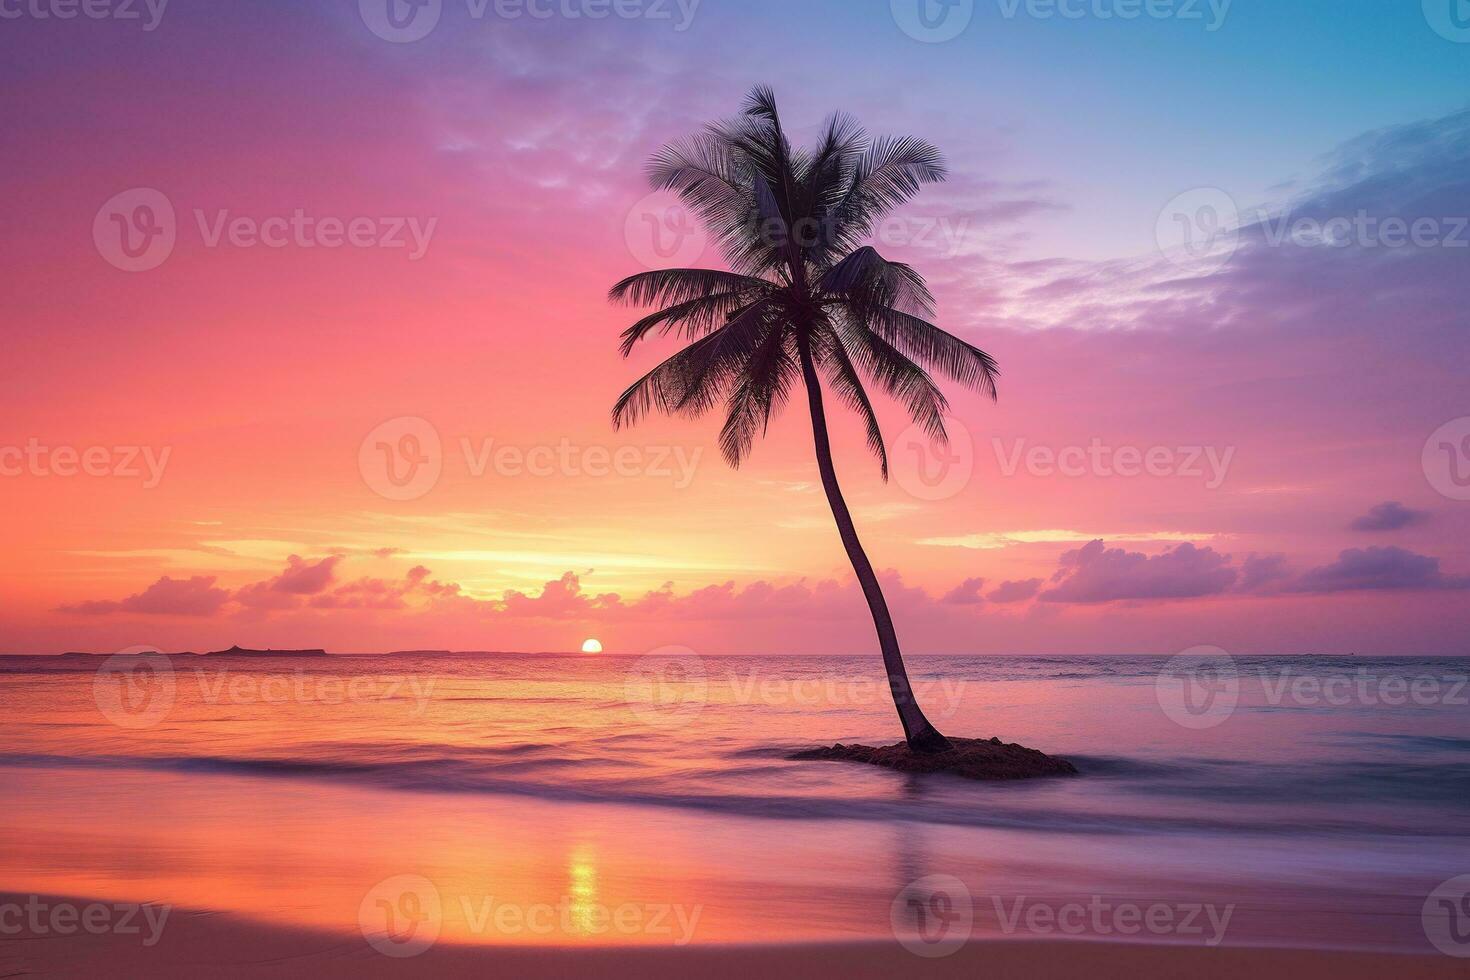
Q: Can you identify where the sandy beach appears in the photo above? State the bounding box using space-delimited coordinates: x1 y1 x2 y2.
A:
3 892 1464 980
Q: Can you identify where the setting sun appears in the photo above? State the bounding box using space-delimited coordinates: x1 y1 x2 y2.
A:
580 638 603 654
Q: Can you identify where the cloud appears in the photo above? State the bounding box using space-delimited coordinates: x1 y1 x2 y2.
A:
1349 501 1429 532
308 564 457 611
941 577 986 605
53 534 1470 634
987 578 1042 603
1236 554 1292 594
271 554 342 594
64 556 437 617
919 530 1210 550
1289 547 1470 594
1040 540 1238 603
971 109 1470 341
235 554 344 609
1034 539 1468 602
59 576 232 617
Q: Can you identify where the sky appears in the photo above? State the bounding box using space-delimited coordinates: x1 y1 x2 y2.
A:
1 0 1467 655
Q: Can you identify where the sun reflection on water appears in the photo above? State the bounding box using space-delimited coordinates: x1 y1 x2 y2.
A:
567 844 599 936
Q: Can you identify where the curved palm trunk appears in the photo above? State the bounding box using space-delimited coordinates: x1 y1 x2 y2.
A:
797 336 954 754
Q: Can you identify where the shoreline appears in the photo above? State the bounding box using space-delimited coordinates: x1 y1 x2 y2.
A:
2 893 1462 979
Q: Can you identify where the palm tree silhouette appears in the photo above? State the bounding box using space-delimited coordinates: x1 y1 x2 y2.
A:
610 87 998 753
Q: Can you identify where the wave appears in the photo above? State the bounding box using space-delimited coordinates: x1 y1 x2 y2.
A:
5 652 1467 685
3 748 1466 840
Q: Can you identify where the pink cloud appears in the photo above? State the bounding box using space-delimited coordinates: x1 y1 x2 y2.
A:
941 577 987 605
987 579 1042 603
59 576 232 617
235 555 343 610
271 555 342 595
1289 547 1470 594
1040 541 1238 603
310 564 458 611
1349 502 1430 533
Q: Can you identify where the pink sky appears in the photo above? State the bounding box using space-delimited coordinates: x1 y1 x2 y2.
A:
2 2 1467 655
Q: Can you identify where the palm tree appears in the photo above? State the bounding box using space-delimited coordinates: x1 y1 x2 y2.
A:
610 87 998 753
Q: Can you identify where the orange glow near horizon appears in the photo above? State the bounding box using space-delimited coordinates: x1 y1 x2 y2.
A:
1 3 1466 658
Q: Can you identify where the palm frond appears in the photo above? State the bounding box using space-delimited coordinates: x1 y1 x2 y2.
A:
863 306 1000 400
718 324 796 468
818 246 935 317
613 298 780 430
835 316 950 444
817 325 890 479
611 328 727 429
646 132 748 228
823 135 947 254
609 268 770 307
617 290 750 357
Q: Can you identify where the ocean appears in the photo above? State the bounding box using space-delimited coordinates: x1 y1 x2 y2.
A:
2 652 1467 952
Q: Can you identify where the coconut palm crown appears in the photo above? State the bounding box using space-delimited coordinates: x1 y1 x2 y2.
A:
609 86 999 752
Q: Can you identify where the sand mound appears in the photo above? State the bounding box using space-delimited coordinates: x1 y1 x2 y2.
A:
791 736 1078 780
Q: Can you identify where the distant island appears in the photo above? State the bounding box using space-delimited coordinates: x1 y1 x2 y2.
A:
49 646 329 657
206 645 328 657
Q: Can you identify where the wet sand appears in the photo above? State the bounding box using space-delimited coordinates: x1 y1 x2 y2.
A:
2 893 1463 980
